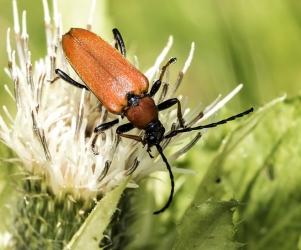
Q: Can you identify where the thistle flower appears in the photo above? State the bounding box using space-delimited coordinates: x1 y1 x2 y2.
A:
0 0 244 248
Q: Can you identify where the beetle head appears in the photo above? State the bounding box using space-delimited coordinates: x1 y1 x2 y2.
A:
144 119 165 147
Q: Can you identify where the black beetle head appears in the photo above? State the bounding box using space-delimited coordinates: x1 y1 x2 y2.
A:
144 120 165 146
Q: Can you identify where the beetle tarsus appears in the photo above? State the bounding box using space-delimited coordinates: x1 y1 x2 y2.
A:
113 28 126 57
97 161 110 181
147 148 154 158
91 133 100 155
126 157 139 175
48 76 60 84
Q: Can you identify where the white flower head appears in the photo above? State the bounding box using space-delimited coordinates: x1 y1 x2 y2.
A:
1 0 243 204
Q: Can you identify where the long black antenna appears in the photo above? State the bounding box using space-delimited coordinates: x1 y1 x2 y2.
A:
165 107 254 139
153 143 175 214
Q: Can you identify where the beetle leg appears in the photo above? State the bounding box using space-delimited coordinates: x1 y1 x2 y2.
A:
147 147 154 158
51 69 89 90
117 123 147 146
116 123 153 173
157 98 185 128
112 28 126 58
92 118 120 155
149 80 162 97
150 57 177 97
117 123 155 161
94 118 120 133
119 133 152 159
119 133 155 159
126 157 139 175
97 135 121 181
117 123 144 142
91 134 100 155
116 122 135 134
97 160 110 181
119 133 144 144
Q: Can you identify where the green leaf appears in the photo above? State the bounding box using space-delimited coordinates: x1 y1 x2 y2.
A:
229 95 301 249
193 97 284 205
65 175 131 250
191 95 301 249
174 198 241 250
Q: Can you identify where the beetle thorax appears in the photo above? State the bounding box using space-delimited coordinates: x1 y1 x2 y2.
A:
125 95 158 129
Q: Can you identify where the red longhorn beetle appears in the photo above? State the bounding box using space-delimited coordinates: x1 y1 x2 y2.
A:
52 28 253 214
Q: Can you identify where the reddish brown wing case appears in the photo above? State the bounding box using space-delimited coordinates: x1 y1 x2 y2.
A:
62 28 149 114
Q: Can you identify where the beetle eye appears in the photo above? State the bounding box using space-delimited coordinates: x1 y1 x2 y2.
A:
149 135 155 142
146 133 157 145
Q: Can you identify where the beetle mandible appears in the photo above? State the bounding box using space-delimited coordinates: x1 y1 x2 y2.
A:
52 28 253 214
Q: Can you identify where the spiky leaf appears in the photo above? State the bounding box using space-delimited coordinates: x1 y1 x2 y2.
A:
65 176 131 250
174 199 241 250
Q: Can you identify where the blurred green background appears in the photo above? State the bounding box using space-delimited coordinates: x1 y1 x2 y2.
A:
0 0 300 119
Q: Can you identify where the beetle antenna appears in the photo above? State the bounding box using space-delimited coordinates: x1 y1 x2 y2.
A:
165 107 254 139
153 143 175 214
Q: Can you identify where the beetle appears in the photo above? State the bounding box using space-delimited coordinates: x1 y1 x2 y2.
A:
52 28 253 214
